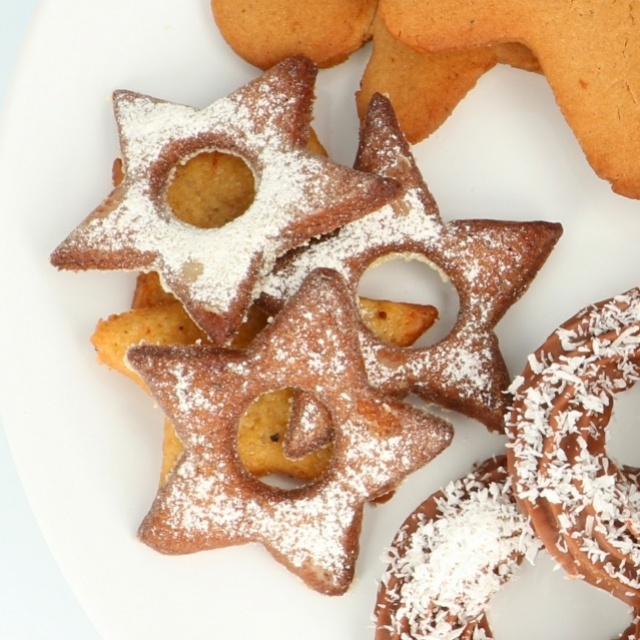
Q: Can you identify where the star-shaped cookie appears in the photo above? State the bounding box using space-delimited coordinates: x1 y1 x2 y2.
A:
50 56 399 343
261 94 562 431
126 268 453 595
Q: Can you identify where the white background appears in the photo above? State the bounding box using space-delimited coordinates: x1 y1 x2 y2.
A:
0 2 101 638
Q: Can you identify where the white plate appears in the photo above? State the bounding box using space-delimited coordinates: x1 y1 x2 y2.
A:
1 1 640 639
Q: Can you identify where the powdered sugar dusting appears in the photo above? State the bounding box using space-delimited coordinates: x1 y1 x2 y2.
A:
87 90 333 312
52 58 395 341
132 270 453 595
259 95 561 430
262 187 439 302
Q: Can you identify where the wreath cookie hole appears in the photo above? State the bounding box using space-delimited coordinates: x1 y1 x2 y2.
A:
488 551 633 639
606 381 640 471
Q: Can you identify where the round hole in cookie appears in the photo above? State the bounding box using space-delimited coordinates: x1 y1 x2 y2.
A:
488 551 631 639
357 253 459 348
165 151 256 229
606 381 640 469
235 387 333 490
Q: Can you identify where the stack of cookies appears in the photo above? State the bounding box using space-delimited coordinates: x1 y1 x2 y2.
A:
50 55 560 596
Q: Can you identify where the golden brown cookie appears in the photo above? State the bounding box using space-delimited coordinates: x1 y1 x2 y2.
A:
127 269 453 595
92 302 211 390
379 0 640 198
210 0 378 69
262 94 562 431
507 287 640 608
50 56 400 343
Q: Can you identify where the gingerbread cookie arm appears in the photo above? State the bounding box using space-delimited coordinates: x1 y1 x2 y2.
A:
357 15 498 143
358 16 541 144
379 0 640 198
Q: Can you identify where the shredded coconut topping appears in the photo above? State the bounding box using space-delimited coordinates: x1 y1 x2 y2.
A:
376 458 539 640
507 287 640 596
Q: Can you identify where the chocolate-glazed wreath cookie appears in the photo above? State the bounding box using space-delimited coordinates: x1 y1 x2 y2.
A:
507 287 640 608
